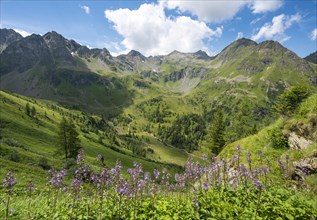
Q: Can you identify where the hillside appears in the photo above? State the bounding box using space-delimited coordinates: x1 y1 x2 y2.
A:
305 51 317 64
1 29 317 186
0 90 190 184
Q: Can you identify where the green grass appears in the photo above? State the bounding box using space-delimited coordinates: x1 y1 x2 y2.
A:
0 90 187 185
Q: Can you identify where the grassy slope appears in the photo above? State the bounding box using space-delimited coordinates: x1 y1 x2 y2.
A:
220 94 317 189
0 90 190 185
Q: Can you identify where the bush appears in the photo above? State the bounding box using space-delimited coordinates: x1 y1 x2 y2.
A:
2 138 27 149
7 152 20 162
269 128 289 149
38 156 51 170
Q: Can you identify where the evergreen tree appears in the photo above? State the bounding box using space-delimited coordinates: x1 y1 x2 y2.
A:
58 118 81 160
31 106 36 117
210 109 225 155
25 103 31 116
276 86 311 116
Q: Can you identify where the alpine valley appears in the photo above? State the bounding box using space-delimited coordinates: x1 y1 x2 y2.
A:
0 28 317 192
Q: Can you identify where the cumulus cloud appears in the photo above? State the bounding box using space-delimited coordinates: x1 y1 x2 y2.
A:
250 0 283 14
105 3 222 56
13 28 31 37
81 5 90 14
163 0 282 23
236 32 244 40
251 14 301 43
311 28 317 41
164 0 247 23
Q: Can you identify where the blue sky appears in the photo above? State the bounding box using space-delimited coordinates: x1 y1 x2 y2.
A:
1 0 316 57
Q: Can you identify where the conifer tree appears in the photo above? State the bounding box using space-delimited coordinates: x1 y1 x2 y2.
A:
31 106 36 117
210 109 225 155
58 118 81 160
25 103 31 116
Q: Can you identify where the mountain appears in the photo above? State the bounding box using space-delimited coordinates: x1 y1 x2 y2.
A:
1 29 317 190
305 51 317 64
0 28 316 146
0 28 23 53
0 34 53 73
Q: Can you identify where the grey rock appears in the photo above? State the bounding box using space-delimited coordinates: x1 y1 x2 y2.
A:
0 34 53 73
288 132 312 150
0 28 23 53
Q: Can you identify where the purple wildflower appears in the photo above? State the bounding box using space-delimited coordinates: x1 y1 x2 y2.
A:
76 149 85 165
48 169 67 190
3 171 17 193
247 151 252 163
253 180 264 190
26 179 35 193
153 169 160 181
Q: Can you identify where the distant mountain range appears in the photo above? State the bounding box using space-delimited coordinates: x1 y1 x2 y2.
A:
305 51 317 64
0 28 316 122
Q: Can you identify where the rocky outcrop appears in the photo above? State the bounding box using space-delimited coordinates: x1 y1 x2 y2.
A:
0 34 53 73
43 31 73 63
288 132 313 150
0 28 23 53
304 51 317 64
292 157 317 184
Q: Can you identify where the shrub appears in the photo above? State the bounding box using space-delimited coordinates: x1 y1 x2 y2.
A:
38 156 51 170
269 128 289 149
7 152 20 162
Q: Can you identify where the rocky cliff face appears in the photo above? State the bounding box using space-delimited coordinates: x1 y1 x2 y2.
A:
43 31 74 64
305 51 317 64
0 34 53 73
0 28 23 53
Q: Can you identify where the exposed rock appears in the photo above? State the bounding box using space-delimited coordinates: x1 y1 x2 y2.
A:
43 31 73 63
304 51 317 64
0 34 53 73
288 132 312 150
292 157 317 183
193 50 212 60
0 28 23 53
127 50 146 61
65 39 81 52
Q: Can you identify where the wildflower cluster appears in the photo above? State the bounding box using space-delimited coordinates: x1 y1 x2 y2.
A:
2 146 316 219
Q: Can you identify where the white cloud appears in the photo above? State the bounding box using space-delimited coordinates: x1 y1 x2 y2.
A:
163 0 282 23
251 14 301 43
13 28 31 37
250 0 283 14
164 0 247 23
311 28 317 41
81 5 90 14
250 17 262 25
236 32 244 40
105 3 222 56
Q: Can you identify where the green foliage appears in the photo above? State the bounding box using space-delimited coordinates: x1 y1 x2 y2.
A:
160 113 206 152
1 185 316 219
209 109 225 155
7 152 20 162
58 118 81 160
31 106 36 118
25 103 31 116
276 86 311 116
38 156 50 170
269 127 289 149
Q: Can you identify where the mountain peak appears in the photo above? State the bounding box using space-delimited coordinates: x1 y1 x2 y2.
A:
304 51 317 64
193 50 211 60
216 38 257 62
257 40 285 51
0 28 23 53
127 50 146 58
233 38 257 47
43 31 67 42
168 50 183 56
